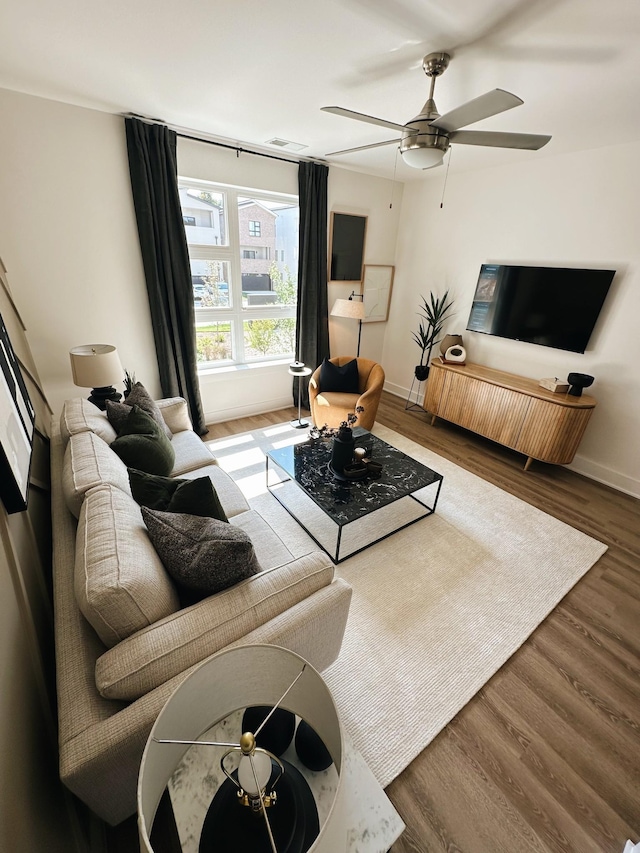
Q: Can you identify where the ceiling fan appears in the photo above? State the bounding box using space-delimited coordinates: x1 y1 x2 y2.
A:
322 52 551 169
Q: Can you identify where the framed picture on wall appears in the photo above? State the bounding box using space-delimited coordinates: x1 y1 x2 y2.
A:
0 310 35 513
329 212 367 282
362 264 395 323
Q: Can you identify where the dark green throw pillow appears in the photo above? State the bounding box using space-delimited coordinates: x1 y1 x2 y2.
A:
319 358 360 393
106 383 172 439
111 406 175 477
141 507 261 597
128 468 228 522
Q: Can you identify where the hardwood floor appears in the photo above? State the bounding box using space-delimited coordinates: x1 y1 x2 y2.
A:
108 393 639 852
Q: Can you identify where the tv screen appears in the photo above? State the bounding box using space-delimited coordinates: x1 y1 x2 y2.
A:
466 264 615 354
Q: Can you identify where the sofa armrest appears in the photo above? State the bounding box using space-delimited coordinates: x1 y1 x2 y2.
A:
155 397 193 434
95 551 335 701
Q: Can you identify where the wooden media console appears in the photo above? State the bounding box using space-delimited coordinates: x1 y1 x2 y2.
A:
423 360 596 470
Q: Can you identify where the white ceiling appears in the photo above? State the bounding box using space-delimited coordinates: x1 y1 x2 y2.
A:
2 0 639 181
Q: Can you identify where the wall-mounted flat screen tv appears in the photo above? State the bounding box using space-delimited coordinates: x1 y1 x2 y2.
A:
466 264 615 354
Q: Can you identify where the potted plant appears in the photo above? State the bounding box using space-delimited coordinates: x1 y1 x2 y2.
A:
412 290 454 381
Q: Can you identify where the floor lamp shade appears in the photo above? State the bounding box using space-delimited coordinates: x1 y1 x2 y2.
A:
330 297 365 357
138 645 346 853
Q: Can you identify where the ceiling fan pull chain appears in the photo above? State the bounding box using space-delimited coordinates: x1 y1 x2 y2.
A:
440 147 453 209
390 147 400 209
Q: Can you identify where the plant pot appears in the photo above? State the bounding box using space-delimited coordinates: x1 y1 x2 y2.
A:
331 432 355 474
414 365 430 381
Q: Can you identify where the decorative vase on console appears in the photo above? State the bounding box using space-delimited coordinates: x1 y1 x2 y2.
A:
330 407 364 474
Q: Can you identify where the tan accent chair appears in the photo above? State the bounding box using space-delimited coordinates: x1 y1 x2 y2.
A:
309 356 385 432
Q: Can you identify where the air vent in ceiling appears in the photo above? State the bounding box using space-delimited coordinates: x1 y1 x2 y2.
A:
266 138 308 151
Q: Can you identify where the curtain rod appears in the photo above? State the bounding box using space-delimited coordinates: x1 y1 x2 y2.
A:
123 113 324 167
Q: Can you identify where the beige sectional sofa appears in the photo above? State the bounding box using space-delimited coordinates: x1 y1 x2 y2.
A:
51 396 352 825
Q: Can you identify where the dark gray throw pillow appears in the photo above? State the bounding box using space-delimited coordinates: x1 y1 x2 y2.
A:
141 507 261 596
106 382 172 439
111 406 175 477
128 468 228 521
319 358 360 393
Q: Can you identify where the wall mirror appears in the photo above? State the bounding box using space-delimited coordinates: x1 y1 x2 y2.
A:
329 212 367 283
362 264 394 323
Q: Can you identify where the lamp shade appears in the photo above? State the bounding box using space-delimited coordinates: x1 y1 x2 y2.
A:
69 344 123 388
330 298 365 321
138 645 346 853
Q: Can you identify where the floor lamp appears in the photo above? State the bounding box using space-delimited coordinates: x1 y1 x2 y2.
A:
330 292 365 357
289 361 312 429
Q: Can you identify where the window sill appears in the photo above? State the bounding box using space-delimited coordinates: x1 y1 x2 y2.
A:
197 358 292 378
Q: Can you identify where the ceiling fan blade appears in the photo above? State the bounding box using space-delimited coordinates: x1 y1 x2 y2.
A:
321 106 407 133
430 89 523 132
326 138 402 156
449 130 551 150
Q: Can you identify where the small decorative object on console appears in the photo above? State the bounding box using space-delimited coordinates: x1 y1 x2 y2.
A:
442 344 466 364
539 377 570 393
567 372 594 397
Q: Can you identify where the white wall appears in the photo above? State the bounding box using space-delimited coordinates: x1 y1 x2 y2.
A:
0 88 159 416
327 166 403 364
384 142 640 496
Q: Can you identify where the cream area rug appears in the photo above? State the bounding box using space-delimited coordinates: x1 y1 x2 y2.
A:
205 422 607 789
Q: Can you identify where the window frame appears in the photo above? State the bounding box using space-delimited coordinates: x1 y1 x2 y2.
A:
180 177 298 370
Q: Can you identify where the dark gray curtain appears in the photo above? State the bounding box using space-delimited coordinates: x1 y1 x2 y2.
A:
125 117 207 435
295 162 330 409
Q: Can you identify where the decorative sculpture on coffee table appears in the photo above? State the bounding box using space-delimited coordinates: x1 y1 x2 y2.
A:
330 408 364 475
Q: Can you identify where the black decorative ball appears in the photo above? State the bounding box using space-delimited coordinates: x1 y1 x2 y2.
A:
241 706 295 757
294 720 332 772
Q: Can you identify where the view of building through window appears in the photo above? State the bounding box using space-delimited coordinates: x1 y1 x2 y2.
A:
179 181 299 367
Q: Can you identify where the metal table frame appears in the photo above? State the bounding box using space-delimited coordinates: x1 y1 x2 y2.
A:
266 451 443 564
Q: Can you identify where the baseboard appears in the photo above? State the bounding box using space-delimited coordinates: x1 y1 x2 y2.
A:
569 455 640 500
204 396 292 425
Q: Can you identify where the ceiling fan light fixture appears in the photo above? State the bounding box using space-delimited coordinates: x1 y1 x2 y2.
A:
401 146 446 169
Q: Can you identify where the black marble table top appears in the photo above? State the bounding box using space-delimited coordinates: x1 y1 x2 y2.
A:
266 432 443 526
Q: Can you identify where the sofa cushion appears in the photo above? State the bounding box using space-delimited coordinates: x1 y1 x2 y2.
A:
95 551 335 701
230 509 293 570
110 406 175 476
62 431 131 518
178 464 250 518
75 484 180 648
155 397 193 434
141 507 261 597
60 398 118 446
169 430 219 476
128 468 228 521
319 357 359 393
106 383 172 439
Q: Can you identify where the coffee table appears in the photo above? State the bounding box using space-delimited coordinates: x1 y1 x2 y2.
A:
266 431 443 563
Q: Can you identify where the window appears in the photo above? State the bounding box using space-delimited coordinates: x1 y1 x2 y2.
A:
179 179 299 368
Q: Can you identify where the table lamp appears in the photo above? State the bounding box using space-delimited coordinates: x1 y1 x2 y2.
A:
69 344 124 410
138 645 346 853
